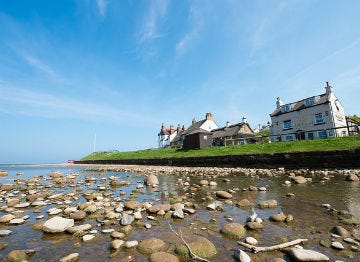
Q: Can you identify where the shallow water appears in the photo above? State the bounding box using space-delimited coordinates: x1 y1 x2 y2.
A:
0 165 359 261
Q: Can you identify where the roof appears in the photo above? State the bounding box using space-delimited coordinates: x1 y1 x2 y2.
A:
212 123 254 139
181 119 207 136
187 129 212 135
159 128 176 136
171 131 184 144
270 93 330 117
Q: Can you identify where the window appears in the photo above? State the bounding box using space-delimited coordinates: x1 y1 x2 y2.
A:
304 97 315 107
281 104 291 113
307 132 314 140
283 120 292 130
237 140 245 145
315 113 324 124
203 135 207 140
318 130 327 139
285 135 294 141
328 130 334 137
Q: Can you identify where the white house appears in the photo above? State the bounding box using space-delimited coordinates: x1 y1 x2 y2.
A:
158 123 181 148
269 82 348 142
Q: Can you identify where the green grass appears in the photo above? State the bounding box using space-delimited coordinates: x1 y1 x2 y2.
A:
81 135 360 161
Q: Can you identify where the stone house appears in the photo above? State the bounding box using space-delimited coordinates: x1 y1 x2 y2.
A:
269 82 348 142
212 117 256 146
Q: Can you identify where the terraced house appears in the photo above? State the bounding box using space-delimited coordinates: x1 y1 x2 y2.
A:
270 82 348 142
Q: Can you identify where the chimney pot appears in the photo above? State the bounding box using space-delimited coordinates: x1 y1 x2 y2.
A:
205 113 214 121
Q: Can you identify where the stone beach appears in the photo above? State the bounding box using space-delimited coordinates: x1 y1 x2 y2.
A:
0 164 359 261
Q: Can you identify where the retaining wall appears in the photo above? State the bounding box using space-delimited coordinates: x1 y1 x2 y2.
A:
75 148 360 169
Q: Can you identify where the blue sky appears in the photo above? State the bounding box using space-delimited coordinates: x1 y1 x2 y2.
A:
1 0 359 164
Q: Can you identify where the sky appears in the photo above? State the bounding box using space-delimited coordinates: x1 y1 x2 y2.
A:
0 0 360 164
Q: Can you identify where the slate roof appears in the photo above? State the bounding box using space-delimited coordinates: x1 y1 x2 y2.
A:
181 120 207 136
212 123 254 139
270 93 330 117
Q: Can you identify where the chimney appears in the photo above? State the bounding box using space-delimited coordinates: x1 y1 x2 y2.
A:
161 123 165 129
177 124 181 133
276 97 283 109
325 81 333 94
182 125 185 131
205 113 213 121
192 118 196 124
170 125 175 133
242 116 248 124
226 121 231 127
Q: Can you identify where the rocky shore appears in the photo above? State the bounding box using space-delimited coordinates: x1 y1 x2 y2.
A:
0 165 359 261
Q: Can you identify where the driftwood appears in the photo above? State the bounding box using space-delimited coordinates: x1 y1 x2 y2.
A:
238 238 308 253
168 223 210 262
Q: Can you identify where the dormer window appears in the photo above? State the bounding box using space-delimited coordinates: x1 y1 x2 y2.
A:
304 97 315 107
280 104 291 113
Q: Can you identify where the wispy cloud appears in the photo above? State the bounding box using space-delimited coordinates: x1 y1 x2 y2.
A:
285 38 360 84
21 53 56 77
176 4 203 57
250 1 288 57
96 0 107 17
137 0 169 44
0 83 157 124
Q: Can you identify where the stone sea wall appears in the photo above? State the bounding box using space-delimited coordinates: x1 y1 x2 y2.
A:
75 148 360 169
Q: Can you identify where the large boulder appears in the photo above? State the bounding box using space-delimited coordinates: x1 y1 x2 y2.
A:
288 248 329 261
215 191 233 199
257 199 278 209
331 225 350 237
269 212 287 222
3 249 35 262
69 210 86 220
175 236 217 259
346 173 359 181
125 200 142 210
137 238 167 254
149 252 179 262
145 174 159 186
42 216 74 233
147 204 171 214
220 223 246 240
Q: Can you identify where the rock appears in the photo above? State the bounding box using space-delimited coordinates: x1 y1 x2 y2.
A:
102 229 115 233
0 230 12 237
125 240 138 248
246 222 263 230
145 175 159 186
82 234 95 242
344 238 359 245
285 214 294 223
269 212 286 222
13 202 30 208
111 231 125 239
59 253 80 262
331 226 350 237
111 239 125 250
147 204 171 213
137 238 167 254
245 237 258 245
259 187 267 191
149 252 179 262
2 249 35 262
43 216 74 233
346 173 359 181
124 201 142 210
257 199 277 209
9 218 25 225
134 211 142 220
6 199 20 207
66 224 92 234
237 199 252 208
206 201 222 211
172 207 184 219
340 218 360 226
0 170 8 177
331 241 344 250
120 225 133 234
319 239 331 248
70 210 86 220
234 249 251 262
175 236 217 258
183 208 196 214
47 207 62 215
0 241 8 250
209 181 217 186
199 180 209 186
0 214 15 223
288 248 329 261
220 223 246 240
215 191 232 199
292 176 308 184
121 214 134 226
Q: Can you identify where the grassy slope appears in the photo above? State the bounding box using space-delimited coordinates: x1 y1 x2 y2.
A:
81 135 360 161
